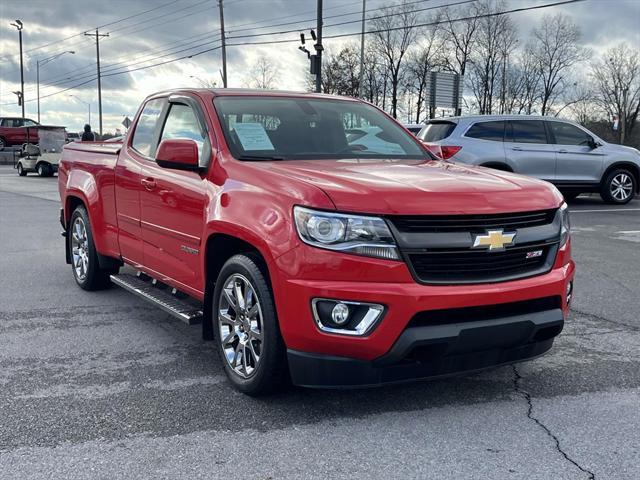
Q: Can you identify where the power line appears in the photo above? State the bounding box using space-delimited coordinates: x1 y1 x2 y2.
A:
0 0 192 62
1 0 586 106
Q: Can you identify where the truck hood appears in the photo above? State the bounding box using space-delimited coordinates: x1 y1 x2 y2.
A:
261 159 563 215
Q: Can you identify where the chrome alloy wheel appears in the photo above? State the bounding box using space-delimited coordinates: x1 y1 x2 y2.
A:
71 217 89 281
611 173 633 201
218 273 264 378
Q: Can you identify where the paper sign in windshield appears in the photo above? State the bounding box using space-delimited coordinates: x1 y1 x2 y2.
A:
234 123 275 151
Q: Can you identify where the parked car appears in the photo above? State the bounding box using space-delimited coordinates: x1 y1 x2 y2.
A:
59 89 574 395
66 132 80 143
403 123 424 135
0 117 40 150
417 115 640 204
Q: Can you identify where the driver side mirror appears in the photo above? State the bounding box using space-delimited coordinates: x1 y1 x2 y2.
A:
156 138 201 171
587 136 601 150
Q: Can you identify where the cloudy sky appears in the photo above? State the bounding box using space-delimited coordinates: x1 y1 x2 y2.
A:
0 0 638 133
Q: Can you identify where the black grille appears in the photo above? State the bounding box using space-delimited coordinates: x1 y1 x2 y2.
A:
407 242 557 284
390 209 556 233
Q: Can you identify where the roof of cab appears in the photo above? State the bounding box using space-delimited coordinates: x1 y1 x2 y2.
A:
147 88 360 102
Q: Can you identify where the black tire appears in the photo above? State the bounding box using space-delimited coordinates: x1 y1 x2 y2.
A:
0 137 6 151
37 163 54 177
68 205 114 290
212 254 287 395
600 168 636 205
561 191 581 202
17 163 27 176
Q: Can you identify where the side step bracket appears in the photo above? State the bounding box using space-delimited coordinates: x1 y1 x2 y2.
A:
110 273 203 325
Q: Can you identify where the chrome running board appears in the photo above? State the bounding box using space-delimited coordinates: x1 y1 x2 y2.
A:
110 273 203 325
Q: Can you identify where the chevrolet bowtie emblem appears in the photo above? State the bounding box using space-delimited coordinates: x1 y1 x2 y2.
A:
472 229 516 251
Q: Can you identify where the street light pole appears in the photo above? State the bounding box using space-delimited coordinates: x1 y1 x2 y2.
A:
69 95 91 126
10 20 24 119
37 51 75 123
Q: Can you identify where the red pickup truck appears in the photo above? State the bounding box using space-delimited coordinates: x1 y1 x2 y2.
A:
59 89 574 395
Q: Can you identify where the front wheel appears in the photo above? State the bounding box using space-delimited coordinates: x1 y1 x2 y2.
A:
17 162 27 176
601 169 636 204
213 254 287 395
68 206 114 290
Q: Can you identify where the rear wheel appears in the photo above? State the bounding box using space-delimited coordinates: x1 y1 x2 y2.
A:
601 169 636 204
0 137 5 151
17 162 27 176
37 163 50 177
68 206 114 290
213 254 287 395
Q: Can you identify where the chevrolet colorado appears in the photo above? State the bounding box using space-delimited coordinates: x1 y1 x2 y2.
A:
59 89 575 395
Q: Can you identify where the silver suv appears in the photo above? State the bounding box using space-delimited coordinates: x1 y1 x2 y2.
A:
418 115 640 204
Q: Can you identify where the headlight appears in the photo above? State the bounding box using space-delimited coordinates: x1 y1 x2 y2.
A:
560 202 570 247
293 206 400 260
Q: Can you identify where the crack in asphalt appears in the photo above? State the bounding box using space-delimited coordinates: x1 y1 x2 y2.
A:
571 308 640 332
512 365 596 480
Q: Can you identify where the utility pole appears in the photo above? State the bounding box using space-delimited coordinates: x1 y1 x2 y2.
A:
85 29 109 139
358 0 366 98
314 0 323 93
218 0 227 87
10 20 24 119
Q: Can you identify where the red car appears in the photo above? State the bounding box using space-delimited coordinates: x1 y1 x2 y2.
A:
0 117 41 150
58 89 575 395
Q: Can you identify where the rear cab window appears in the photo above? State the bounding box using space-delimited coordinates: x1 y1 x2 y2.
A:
465 121 506 141
418 122 456 142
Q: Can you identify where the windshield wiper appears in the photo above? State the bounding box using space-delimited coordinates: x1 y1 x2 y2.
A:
237 154 285 161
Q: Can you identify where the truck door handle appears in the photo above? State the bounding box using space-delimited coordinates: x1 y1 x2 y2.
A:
511 146 523 151
558 149 568 154
141 178 157 190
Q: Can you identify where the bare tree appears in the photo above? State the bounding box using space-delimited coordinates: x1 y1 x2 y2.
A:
246 58 279 89
406 18 444 123
439 2 480 78
591 42 640 144
370 1 419 118
361 46 386 105
530 14 589 115
313 44 361 97
467 1 518 114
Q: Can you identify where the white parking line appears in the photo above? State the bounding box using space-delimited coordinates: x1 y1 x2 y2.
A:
571 208 640 213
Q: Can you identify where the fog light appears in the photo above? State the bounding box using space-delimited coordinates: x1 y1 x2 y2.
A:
311 298 385 336
331 303 350 325
566 281 573 305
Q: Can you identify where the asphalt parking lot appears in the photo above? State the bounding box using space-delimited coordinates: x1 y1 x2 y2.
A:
0 165 638 480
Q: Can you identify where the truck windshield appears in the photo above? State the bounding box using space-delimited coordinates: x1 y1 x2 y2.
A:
213 96 427 161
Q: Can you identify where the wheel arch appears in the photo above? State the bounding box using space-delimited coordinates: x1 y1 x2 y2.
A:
202 232 273 340
602 162 640 193
480 162 514 172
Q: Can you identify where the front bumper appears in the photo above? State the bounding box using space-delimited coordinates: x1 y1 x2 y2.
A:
273 238 574 387
288 307 562 388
